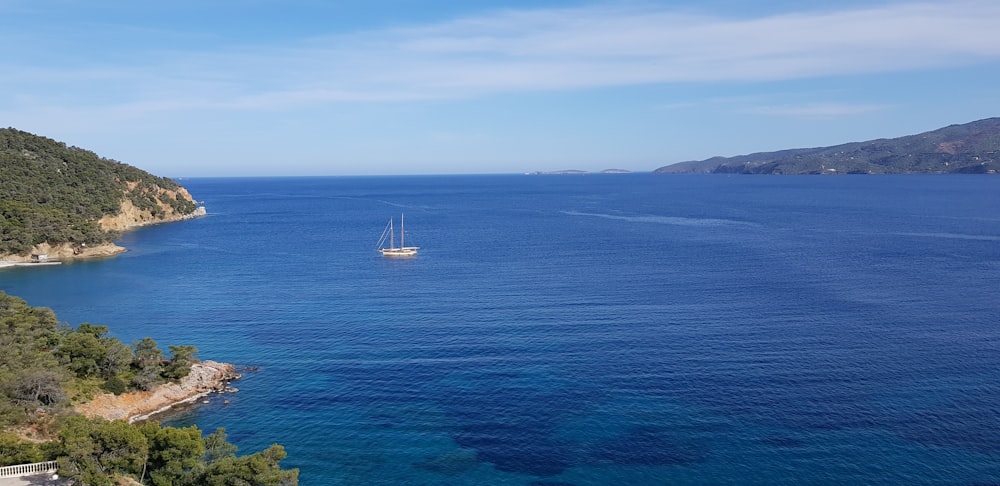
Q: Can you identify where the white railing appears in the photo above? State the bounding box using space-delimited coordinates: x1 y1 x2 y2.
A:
0 460 58 477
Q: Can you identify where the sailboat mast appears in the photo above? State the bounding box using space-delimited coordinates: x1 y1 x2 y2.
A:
378 213 417 257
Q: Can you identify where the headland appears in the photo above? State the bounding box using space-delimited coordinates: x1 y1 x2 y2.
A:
75 361 240 423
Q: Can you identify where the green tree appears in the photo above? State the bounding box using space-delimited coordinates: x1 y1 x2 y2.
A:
132 337 164 391
57 328 105 378
0 292 62 371
0 292 68 425
203 428 238 464
162 345 198 381
139 422 205 486
195 444 298 486
56 323 133 382
0 432 43 466
57 416 148 485
100 338 133 380
101 375 129 395
75 323 110 338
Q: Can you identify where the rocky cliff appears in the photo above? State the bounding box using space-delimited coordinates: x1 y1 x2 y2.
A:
75 361 239 423
98 183 206 233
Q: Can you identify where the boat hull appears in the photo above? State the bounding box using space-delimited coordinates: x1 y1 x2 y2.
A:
380 247 418 257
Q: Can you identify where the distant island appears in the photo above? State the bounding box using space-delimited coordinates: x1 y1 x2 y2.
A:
0 128 205 264
527 169 633 175
655 117 1000 175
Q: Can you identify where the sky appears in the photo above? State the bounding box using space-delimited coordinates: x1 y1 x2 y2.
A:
2 1 999 176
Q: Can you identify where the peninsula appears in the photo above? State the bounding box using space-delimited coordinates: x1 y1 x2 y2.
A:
0 128 205 264
75 361 241 423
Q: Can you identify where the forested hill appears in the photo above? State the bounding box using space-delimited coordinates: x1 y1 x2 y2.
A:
655 117 1000 174
0 128 201 256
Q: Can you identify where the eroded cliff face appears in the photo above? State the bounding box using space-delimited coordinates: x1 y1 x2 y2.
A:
98 183 205 232
75 361 239 423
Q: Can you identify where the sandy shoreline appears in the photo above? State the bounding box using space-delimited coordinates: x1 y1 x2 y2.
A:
0 242 127 265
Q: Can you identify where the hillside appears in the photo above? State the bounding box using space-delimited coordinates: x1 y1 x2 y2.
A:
655 118 1000 174
0 128 204 259
0 291 298 485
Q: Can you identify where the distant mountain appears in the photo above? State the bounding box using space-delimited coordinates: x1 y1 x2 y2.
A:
655 118 1000 174
0 128 204 259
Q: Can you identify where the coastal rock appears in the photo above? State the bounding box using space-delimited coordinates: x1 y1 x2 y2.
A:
75 361 240 423
0 195 205 263
98 185 206 232
0 242 126 263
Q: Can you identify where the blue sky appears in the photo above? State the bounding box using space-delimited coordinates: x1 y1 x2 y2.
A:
2 1 999 176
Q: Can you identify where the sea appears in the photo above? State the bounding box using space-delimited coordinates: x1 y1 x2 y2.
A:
2 174 999 485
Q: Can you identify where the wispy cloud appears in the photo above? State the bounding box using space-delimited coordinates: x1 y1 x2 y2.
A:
285 1 1000 94
5 1 1000 115
742 102 892 118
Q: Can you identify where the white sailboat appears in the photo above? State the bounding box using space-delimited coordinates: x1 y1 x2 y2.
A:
376 213 418 257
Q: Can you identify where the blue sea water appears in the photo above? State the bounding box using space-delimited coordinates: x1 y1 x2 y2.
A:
2 174 1000 484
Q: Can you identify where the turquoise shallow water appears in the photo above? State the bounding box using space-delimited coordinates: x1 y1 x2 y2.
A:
2 174 1000 484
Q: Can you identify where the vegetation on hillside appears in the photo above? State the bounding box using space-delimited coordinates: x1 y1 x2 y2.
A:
655 117 1000 174
52 420 297 486
1 417 297 486
0 291 298 485
0 128 197 255
0 291 192 429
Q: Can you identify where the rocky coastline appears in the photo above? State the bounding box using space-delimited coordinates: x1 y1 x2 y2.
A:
75 361 240 423
0 241 126 264
0 205 206 265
